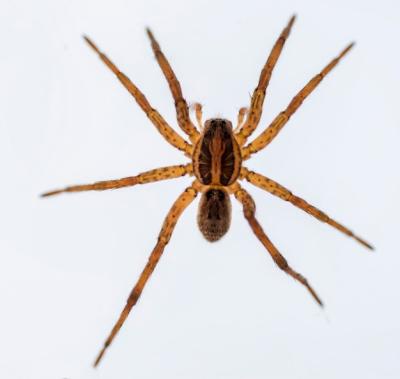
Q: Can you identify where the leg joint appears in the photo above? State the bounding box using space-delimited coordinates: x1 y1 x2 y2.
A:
275 255 289 270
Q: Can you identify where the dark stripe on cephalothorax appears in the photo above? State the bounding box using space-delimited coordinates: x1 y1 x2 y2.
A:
220 136 234 185
198 136 212 184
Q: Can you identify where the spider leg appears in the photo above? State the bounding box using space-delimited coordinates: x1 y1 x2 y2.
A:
235 15 296 146
41 164 192 197
83 36 192 157
241 167 373 250
93 183 198 367
191 102 203 130
241 42 354 160
146 28 199 143
234 107 249 133
234 184 323 306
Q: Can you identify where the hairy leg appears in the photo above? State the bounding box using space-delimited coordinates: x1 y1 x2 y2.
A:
94 184 198 367
146 29 199 142
235 15 296 145
241 42 354 159
84 36 192 156
41 164 192 197
234 185 323 306
241 167 373 250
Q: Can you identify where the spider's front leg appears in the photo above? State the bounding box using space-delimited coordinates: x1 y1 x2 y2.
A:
233 184 323 306
83 36 192 156
94 182 199 367
146 29 199 143
235 15 296 146
241 42 354 159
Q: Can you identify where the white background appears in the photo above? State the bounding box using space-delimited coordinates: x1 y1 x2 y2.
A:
1 0 399 378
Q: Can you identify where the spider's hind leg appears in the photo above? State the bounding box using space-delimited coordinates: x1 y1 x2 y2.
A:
94 182 199 367
234 184 323 306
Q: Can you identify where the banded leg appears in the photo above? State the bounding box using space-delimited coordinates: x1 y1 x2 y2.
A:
235 15 296 146
83 36 192 156
94 184 198 367
146 29 199 142
242 42 354 159
41 164 192 197
241 167 373 250
234 185 322 306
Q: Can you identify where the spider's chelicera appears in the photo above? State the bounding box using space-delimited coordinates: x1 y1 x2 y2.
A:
42 15 373 367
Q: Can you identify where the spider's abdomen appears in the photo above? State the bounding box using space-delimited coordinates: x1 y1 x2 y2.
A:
193 119 242 186
197 189 231 242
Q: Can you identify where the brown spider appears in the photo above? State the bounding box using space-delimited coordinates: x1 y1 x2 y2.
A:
42 15 373 367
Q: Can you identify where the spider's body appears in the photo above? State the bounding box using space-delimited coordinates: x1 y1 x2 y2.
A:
42 16 373 367
193 118 240 241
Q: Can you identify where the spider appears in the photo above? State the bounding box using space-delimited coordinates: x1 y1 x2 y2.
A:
42 15 373 367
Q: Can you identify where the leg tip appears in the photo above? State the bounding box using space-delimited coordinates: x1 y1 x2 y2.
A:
83 35 98 53
355 236 374 251
40 189 63 198
145 27 155 42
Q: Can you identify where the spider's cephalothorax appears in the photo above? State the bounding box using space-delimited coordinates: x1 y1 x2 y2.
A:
42 16 373 367
193 118 241 186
